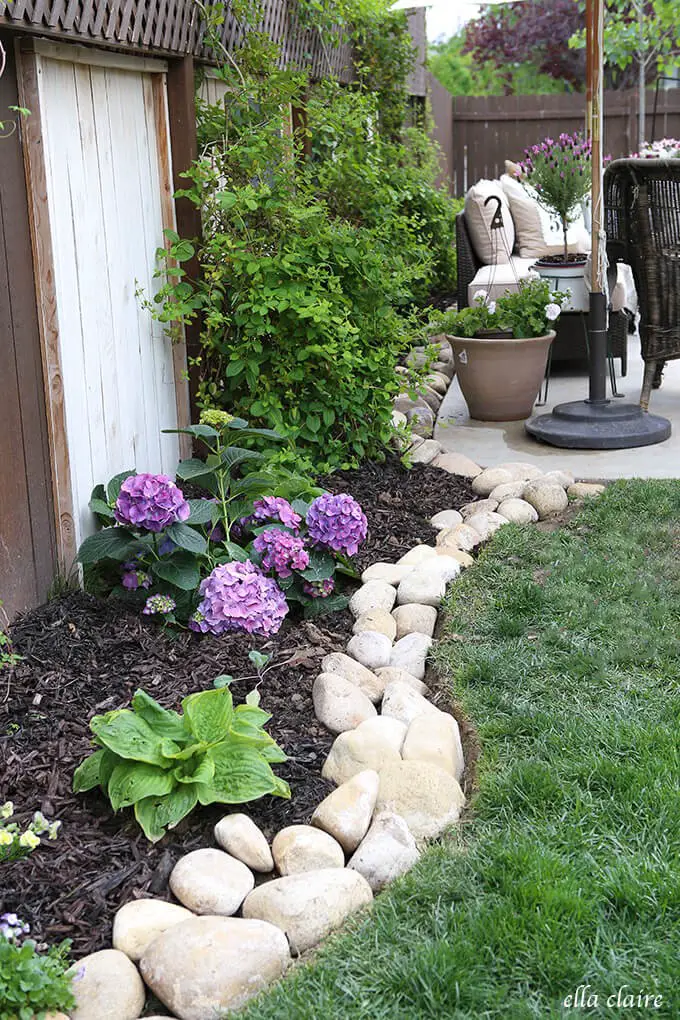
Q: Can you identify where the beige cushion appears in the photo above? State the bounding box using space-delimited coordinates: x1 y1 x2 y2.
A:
500 174 591 258
464 179 515 265
467 257 539 305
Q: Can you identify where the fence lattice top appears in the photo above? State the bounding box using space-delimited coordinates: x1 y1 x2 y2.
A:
0 0 355 78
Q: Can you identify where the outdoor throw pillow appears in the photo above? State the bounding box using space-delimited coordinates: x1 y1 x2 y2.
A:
464 179 515 265
500 173 591 258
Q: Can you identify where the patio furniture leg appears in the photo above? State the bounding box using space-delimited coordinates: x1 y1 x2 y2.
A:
640 360 658 411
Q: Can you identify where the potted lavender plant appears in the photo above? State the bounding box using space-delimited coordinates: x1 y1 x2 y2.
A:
515 132 592 272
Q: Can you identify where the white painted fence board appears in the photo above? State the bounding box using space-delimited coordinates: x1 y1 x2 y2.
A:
36 55 180 548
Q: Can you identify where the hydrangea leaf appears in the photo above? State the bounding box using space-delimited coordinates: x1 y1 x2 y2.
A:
175 458 215 481
153 554 201 591
182 688 234 744
77 527 138 565
186 499 217 525
165 522 208 556
134 785 199 842
107 761 175 811
106 469 135 505
303 593 350 618
218 446 265 471
299 550 335 582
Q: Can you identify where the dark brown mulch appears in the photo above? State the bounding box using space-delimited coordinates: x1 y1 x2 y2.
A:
0 457 476 961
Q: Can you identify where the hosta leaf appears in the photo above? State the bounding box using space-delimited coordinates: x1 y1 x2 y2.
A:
233 703 272 729
90 710 171 766
182 688 234 744
131 690 188 743
173 756 215 785
165 522 208 555
134 785 199 842
198 742 287 804
259 742 288 764
77 527 138 565
72 749 107 793
107 761 175 811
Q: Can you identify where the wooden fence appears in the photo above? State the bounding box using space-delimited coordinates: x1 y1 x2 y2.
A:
437 89 680 195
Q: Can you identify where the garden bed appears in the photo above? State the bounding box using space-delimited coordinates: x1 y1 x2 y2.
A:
0 457 475 960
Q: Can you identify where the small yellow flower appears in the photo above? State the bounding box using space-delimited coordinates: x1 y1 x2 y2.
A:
0 802 13 819
0 830 14 846
18 830 40 850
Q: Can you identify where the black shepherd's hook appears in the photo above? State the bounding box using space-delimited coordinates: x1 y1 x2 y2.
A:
484 194 505 231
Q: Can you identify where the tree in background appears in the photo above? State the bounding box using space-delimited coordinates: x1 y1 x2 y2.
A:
570 0 680 146
429 29 569 95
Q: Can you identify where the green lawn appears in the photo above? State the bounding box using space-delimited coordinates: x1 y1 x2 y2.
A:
241 481 680 1019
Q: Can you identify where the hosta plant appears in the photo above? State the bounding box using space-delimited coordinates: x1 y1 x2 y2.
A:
73 687 290 842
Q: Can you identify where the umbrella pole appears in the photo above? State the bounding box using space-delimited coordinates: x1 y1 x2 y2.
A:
525 0 670 448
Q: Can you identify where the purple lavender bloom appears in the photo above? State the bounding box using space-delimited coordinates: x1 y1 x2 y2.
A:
142 594 176 615
195 561 288 637
114 474 190 533
303 578 335 598
253 528 309 579
121 567 152 591
249 496 302 533
306 493 367 557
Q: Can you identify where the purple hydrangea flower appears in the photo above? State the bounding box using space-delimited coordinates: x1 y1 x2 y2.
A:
188 609 209 634
306 493 367 557
195 561 288 637
121 567 152 591
249 497 302 533
142 594 176 615
253 528 309 579
303 578 335 598
114 474 190 533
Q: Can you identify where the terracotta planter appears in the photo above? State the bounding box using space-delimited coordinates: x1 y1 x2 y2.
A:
449 332 555 422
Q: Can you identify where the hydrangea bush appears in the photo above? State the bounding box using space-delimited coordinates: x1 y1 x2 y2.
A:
77 414 368 637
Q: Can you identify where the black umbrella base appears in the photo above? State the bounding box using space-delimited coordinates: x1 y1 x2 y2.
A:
526 399 672 449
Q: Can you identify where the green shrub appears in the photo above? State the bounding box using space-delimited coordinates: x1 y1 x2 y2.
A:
73 686 289 842
0 927 75 1020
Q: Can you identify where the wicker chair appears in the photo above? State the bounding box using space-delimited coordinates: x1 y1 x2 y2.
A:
456 212 628 373
604 158 680 409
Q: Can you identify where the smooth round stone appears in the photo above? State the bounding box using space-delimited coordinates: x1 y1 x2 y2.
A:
375 666 429 696
495 461 543 481
431 359 454 380
432 451 482 477
435 547 475 568
436 523 481 552
471 467 514 496
312 769 379 853
389 632 433 680
542 469 575 488
352 608 397 641
361 562 414 586
523 481 569 519
488 480 526 502
429 509 463 530
242 869 373 956
497 497 539 524
376 761 466 840
465 510 509 541
112 899 194 962
396 570 445 609
402 711 464 781
392 603 438 640
397 545 437 566
322 719 404 785
425 372 449 395
321 652 384 703
381 680 439 727
459 498 499 519
568 481 606 499
70 949 145 1020
391 409 407 427
346 631 392 670
313 672 377 734
169 849 254 916
140 916 290 1020
272 825 345 875
393 393 422 415
214 814 274 873
349 581 397 618
348 812 420 892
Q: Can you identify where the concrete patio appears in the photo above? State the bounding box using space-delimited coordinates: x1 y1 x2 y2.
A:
435 337 680 479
